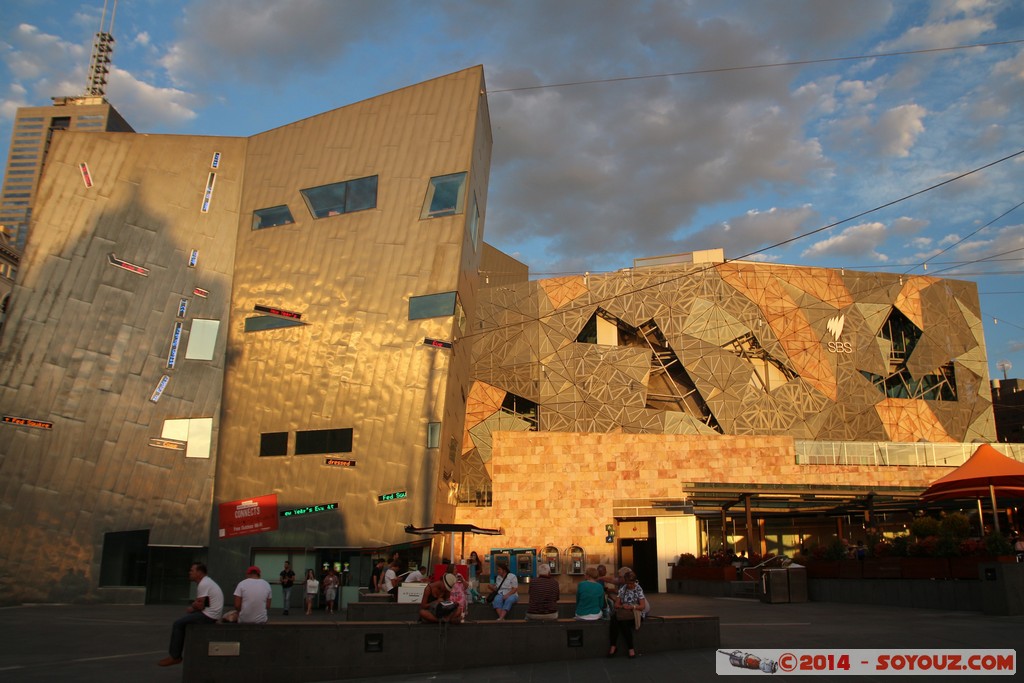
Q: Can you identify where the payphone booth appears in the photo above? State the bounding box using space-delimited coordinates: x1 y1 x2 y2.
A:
542 545 561 575
567 545 586 575
490 548 537 584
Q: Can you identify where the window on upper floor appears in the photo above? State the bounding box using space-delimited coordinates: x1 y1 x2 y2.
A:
420 172 467 219
409 291 457 320
295 428 353 455
300 175 377 219
252 205 295 230
260 432 289 457
467 195 480 251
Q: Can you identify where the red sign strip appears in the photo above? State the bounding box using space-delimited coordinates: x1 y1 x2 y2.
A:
107 253 149 276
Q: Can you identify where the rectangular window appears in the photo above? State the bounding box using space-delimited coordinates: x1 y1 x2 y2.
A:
185 319 220 360
260 432 289 457
467 196 480 250
244 315 305 332
252 205 295 230
420 172 467 218
12 154 37 160
295 428 353 455
18 116 44 122
427 422 441 449
162 417 214 459
300 175 377 219
409 291 457 320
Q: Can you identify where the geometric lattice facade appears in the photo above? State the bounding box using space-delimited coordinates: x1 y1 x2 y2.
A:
463 258 995 500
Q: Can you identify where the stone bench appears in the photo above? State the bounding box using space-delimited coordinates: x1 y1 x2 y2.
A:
345 599 578 621
183 615 720 682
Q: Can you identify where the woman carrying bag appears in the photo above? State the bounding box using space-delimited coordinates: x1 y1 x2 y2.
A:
608 571 647 659
488 561 518 621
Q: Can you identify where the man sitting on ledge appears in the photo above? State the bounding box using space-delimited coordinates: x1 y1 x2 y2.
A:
158 562 223 667
419 573 463 624
525 562 560 620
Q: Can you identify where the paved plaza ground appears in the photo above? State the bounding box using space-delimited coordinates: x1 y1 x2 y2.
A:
0 593 1019 682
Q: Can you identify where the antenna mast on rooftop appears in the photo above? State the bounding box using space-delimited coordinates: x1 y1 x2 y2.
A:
85 0 117 97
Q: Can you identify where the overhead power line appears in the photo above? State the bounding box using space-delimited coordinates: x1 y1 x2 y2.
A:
464 148 1024 340
486 39 1024 94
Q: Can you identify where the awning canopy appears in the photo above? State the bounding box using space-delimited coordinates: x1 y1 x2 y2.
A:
920 444 1024 501
920 444 1024 534
681 482 925 518
404 523 503 563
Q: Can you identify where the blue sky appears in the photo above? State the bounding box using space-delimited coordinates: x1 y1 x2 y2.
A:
1 0 1022 383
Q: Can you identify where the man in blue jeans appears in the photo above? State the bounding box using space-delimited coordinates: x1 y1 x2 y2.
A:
158 562 223 667
279 561 295 615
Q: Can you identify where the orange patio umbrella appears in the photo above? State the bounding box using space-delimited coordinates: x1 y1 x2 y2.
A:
920 444 1024 534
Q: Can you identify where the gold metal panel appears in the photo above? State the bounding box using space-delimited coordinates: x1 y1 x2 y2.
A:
212 67 491 567
0 129 243 601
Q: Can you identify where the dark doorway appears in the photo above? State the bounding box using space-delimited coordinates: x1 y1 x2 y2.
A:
618 518 659 593
99 529 149 587
146 547 206 604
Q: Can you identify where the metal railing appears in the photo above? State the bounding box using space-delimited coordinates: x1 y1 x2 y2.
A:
795 441 1024 467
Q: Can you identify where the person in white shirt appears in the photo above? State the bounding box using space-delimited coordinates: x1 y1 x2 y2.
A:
233 566 273 624
381 560 401 597
405 565 427 583
159 562 223 667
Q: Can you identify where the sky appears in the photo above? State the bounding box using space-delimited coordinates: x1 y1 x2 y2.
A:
1 0 1022 382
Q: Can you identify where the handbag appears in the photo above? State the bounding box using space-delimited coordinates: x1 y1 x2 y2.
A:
486 573 507 603
615 606 643 630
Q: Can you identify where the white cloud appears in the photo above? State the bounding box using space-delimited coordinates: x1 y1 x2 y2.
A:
801 221 891 261
875 104 927 157
685 205 818 260
106 67 198 127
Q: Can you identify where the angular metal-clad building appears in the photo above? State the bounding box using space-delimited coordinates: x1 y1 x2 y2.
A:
0 66 491 602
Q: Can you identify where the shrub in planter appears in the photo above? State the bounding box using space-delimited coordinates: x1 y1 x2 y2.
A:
872 540 894 558
939 512 971 541
677 553 697 567
910 515 940 540
984 531 1013 557
825 538 848 561
908 535 938 557
959 538 987 557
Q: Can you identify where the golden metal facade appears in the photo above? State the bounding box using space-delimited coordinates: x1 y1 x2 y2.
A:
0 67 491 601
0 130 243 601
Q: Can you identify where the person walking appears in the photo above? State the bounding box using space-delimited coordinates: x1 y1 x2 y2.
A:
158 562 223 667
322 568 339 614
279 561 295 615
304 569 319 615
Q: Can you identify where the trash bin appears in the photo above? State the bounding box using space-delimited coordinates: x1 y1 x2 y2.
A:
759 569 789 603
787 566 808 603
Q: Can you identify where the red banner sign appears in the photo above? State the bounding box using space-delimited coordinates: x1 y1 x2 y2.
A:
218 494 279 539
